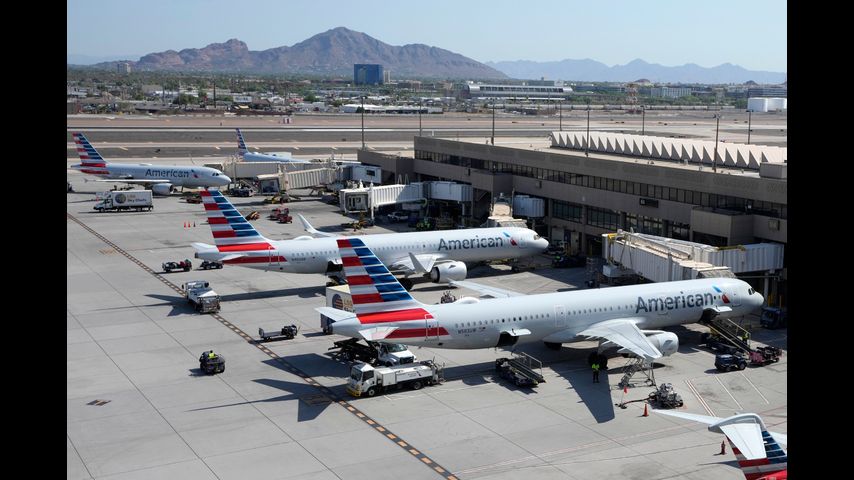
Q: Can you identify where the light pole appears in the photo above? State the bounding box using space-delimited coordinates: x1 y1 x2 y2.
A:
713 113 720 173
491 100 495 145
418 101 422 136
361 95 365 149
747 109 752 145
585 102 591 157
559 100 563 131
641 105 645 135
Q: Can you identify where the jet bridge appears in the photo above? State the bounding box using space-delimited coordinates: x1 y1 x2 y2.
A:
601 230 783 287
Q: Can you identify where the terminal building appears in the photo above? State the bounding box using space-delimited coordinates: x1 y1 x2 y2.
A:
358 133 787 258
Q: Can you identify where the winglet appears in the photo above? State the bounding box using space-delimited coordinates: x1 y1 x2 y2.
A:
297 213 339 238
408 252 432 273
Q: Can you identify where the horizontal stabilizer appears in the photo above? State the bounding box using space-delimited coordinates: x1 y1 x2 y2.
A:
191 242 246 262
358 326 399 341
315 306 356 322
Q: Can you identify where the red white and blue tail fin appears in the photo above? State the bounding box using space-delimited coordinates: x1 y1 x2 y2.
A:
199 189 273 252
236 129 248 156
655 411 787 480
72 132 108 168
337 237 425 315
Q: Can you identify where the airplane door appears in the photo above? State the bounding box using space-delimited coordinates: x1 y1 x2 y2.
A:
425 314 439 340
725 286 742 307
554 305 567 328
268 247 279 270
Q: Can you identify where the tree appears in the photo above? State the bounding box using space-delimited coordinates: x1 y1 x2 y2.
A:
304 93 318 103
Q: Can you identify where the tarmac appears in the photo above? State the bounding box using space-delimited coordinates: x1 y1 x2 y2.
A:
67 177 787 480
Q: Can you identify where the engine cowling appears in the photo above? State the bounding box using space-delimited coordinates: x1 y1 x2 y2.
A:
151 183 174 196
646 332 679 356
429 261 467 283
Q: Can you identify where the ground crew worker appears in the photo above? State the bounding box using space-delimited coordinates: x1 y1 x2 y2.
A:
592 362 600 383
719 440 726 455
741 331 750 344
208 351 216 359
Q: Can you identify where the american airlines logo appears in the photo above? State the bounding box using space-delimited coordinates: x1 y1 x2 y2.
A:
635 292 715 313
145 169 191 178
438 235 507 251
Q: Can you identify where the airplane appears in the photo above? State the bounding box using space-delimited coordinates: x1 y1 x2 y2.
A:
236 129 310 163
317 237 764 354
69 132 232 195
655 410 787 480
191 189 548 287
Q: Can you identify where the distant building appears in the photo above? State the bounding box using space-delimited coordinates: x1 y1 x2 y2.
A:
383 70 391 84
116 62 131 74
464 82 573 100
397 80 422 90
354 64 384 85
650 86 693 98
747 97 787 112
747 86 787 98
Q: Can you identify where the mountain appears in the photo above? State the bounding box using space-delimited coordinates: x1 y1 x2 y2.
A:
487 58 786 84
67 53 141 65
92 28 506 80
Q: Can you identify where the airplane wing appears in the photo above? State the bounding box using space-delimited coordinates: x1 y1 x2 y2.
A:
449 280 524 298
388 253 445 274
578 319 662 361
297 214 341 238
654 410 788 449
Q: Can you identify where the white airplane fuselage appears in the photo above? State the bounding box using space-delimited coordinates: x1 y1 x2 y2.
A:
199 227 547 274
241 152 308 164
71 163 230 188
331 278 764 349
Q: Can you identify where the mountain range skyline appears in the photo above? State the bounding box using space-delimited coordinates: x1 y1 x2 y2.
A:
68 27 786 84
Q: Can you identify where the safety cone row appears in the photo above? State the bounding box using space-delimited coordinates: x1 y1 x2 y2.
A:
183 221 197 228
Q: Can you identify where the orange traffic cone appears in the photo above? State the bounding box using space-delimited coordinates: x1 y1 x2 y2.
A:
183 221 187 228
719 440 726 455
624 385 628 394
642 402 649 417
193 222 196 227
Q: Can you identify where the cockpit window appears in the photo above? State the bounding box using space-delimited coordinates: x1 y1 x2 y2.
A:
533 235 541 240
748 288 755 295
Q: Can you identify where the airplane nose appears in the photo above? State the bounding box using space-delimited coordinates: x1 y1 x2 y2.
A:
754 292 765 310
219 175 232 185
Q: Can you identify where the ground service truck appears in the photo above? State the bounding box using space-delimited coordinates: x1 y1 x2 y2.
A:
93 190 153 212
182 280 221 313
346 360 443 397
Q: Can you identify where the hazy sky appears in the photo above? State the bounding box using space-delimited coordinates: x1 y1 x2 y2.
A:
67 0 787 72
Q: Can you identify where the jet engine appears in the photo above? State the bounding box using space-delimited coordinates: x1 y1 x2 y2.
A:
645 332 679 356
151 184 175 196
429 261 467 283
